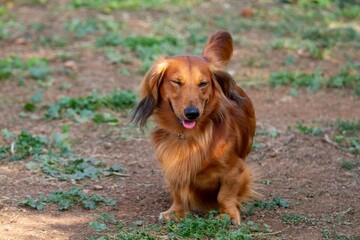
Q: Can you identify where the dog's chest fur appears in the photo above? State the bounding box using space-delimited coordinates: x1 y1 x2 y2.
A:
152 123 214 188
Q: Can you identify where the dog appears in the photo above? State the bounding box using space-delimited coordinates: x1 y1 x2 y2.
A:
131 30 256 225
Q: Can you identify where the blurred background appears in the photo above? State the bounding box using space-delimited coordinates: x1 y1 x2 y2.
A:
0 0 359 239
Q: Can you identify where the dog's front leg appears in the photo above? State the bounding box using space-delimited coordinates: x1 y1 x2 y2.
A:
159 187 189 222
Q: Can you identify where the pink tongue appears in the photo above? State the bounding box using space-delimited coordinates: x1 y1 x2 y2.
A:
182 119 196 129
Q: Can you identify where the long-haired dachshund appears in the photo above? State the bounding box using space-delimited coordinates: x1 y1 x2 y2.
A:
131 30 256 225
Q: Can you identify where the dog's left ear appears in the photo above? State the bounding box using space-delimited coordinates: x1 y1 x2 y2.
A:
212 69 242 104
131 59 168 128
202 30 233 68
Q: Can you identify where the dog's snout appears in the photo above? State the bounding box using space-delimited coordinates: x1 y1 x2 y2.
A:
184 107 200 120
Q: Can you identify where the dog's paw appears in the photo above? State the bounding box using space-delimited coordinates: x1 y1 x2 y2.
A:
159 210 183 223
158 211 173 222
215 214 240 226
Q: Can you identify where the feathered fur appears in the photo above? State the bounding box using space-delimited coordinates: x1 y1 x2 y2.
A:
131 30 256 224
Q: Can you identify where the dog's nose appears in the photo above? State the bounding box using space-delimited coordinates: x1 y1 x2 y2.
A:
184 107 200 120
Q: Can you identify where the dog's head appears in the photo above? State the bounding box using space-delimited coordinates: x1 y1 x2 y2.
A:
132 30 239 129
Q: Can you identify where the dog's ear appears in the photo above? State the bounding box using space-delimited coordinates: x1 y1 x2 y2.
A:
202 30 233 68
212 69 242 104
131 59 168 128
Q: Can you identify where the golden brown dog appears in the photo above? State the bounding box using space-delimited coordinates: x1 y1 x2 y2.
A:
131 30 256 225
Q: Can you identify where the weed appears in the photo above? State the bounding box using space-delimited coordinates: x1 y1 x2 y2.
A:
45 89 137 122
65 17 122 38
281 213 307 225
33 154 127 180
88 211 274 239
96 33 122 47
283 55 296 66
269 69 322 93
0 129 48 161
0 19 24 40
244 196 290 215
123 35 183 73
296 122 324 136
341 160 359 170
337 120 360 134
104 49 128 64
334 120 360 154
70 0 191 13
0 56 51 83
39 35 67 48
0 128 128 180
326 65 360 96
321 227 360 240
19 187 116 211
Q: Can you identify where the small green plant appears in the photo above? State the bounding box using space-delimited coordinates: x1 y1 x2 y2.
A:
95 33 122 47
88 211 273 239
244 196 290 215
70 0 187 13
65 17 121 37
281 213 307 225
24 89 44 112
341 160 359 170
296 122 324 136
0 56 51 83
337 120 360 134
334 120 360 154
0 129 48 161
39 35 67 48
19 187 117 211
45 89 137 122
33 154 127 180
326 65 360 96
269 69 322 93
123 35 183 73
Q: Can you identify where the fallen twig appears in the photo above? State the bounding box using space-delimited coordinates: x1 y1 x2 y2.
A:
323 134 340 149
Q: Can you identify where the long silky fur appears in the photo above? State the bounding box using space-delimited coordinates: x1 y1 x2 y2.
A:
131 30 257 222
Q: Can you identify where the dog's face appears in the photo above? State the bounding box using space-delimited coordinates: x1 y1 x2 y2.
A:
159 56 214 129
132 31 236 129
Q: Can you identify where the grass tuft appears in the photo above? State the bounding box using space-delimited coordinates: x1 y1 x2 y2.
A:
19 187 116 211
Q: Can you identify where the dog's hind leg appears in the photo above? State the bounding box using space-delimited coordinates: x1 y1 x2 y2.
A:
217 160 252 225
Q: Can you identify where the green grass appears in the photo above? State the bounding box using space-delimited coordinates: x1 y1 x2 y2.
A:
95 34 184 73
334 120 360 154
70 0 197 13
326 65 360 96
281 213 317 226
0 18 24 40
88 211 274 240
269 69 322 93
19 187 116 211
44 89 137 123
292 120 359 154
32 154 128 180
295 122 324 136
0 129 48 161
0 56 51 83
1 129 127 180
65 17 122 38
341 160 359 170
269 66 360 96
244 196 290 215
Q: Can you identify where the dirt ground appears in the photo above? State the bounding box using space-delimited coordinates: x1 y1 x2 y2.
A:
0 1 359 239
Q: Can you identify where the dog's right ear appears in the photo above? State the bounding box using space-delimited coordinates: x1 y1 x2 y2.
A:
131 59 168 128
202 30 233 68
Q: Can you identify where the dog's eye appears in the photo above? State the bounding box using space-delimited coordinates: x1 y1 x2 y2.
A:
199 82 208 88
171 80 183 87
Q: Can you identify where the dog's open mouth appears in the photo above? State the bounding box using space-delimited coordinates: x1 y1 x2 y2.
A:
181 119 196 129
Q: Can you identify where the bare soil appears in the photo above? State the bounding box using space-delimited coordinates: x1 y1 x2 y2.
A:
0 1 359 239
